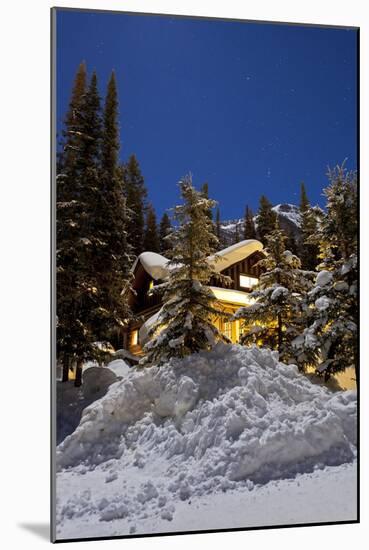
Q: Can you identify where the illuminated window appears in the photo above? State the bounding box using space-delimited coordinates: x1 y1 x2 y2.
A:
239 274 258 289
149 280 154 290
130 330 138 347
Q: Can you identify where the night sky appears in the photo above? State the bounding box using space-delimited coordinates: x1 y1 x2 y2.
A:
56 9 358 219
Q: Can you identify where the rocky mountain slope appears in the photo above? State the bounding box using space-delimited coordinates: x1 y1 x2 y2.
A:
220 203 301 246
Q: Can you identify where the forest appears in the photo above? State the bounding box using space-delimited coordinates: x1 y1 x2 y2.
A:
56 62 358 387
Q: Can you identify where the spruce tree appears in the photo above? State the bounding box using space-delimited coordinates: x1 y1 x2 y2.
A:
234 222 312 363
57 68 133 386
244 205 256 239
234 223 240 244
295 166 358 379
256 195 277 243
298 182 319 270
94 70 134 348
215 207 225 250
144 204 160 252
201 182 213 222
159 212 172 254
58 61 87 174
124 154 147 257
142 175 230 366
57 70 104 386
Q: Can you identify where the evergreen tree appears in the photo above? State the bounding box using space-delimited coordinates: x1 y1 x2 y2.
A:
295 165 358 379
298 182 319 270
57 68 133 386
58 61 87 173
215 207 225 250
144 204 160 252
124 154 147 257
201 182 213 222
159 212 172 254
101 71 119 176
142 175 230 366
234 223 240 244
244 205 256 239
57 70 104 386
215 207 221 239
93 70 134 348
234 223 312 363
256 195 277 243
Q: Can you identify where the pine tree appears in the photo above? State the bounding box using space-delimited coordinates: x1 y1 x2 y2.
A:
215 208 221 239
93 70 134 349
298 182 319 270
57 70 104 386
124 154 147 257
58 61 87 174
201 182 213 222
57 68 133 386
142 175 230 366
159 212 172 254
234 222 312 363
215 207 225 250
256 195 277 243
234 223 240 244
296 165 358 379
144 204 160 252
244 205 256 239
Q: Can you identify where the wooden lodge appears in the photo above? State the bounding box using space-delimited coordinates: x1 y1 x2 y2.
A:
123 240 265 355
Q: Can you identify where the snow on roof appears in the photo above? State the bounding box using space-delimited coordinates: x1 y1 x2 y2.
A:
208 239 264 272
133 251 170 280
135 239 263 281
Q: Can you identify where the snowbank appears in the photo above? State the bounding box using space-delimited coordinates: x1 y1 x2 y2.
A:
57 360 131 444
57 343 356 476
56 344 356 536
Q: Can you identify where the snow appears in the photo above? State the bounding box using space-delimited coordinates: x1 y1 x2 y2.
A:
139 310 161 345
135 251 169 280
272 203 301 226
316 270 333 287
134 241 264 283
105 359 131 378
57 360 130 444
271 286 289 301
208 239 263 272
315 296 331 311
56 344 356 539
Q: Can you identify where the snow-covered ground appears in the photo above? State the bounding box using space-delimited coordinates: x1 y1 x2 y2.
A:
55 344 357 540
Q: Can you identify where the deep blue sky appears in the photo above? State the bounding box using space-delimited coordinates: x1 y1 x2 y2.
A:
56 9 357 219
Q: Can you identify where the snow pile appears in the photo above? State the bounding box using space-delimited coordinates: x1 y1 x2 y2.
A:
57 360 131 444
57 345 356 482
56 345 356 535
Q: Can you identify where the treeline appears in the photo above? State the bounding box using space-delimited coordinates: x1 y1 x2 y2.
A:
56 62 169 385
56 61 357 386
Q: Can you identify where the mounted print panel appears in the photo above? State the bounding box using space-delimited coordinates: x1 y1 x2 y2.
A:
51 7 359 542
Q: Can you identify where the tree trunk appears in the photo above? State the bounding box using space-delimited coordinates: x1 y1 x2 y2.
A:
62 356 70 383
74 361 83 387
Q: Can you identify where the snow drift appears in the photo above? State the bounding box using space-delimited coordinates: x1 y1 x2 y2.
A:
57 345 356 480
56 344 356 535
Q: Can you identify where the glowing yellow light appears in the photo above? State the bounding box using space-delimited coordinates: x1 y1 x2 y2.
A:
130 330 138 346
209 287 255 306
239 274 258 289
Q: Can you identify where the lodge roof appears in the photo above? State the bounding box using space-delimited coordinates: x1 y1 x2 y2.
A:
133 239 264 281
